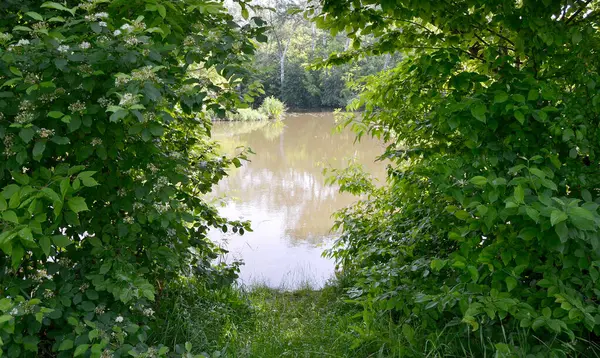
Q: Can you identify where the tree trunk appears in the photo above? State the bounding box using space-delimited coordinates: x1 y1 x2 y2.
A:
279 37 292 97
383 53 391 70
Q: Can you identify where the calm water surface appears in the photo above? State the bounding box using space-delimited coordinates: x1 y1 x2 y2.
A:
209 113 385 288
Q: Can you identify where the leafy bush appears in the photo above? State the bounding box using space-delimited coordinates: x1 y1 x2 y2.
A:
226 108 268 121
258 96 286 120
0 0 264 356
317 0 600 355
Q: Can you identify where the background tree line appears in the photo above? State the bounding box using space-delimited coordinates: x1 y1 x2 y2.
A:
233 0 401 110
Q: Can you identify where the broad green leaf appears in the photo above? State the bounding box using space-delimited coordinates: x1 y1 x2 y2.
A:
74 344 89 357
550 210 568 226
39 236 51 256
2 210 19 223
494 91 508 103
470 102 487 123
33 141 46 161
58 339 74 351
42 188 61 202
25 11 44 21
48 111 64 118
527 89 539 101
470 176 487 186
514 110 525 124
505 276 517 292
67 197 88 213
514 185 525 204
52 235 72 248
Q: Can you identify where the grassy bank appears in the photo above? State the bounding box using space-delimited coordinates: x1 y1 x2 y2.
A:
150 276 600 358
150 278 391 357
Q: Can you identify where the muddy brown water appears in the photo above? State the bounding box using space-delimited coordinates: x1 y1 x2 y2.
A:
208 112 386 288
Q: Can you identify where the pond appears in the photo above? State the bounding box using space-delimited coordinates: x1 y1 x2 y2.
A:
209 112 386 288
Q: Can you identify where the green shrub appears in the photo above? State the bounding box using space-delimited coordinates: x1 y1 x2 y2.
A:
259 96 286 120
0 0 265 356
317 0 600 355
226 108 268 121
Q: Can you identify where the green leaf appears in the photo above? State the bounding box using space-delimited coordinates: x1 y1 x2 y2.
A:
430 259 446 271
42 188 61 202
550 210 568 226
2 210 19 224
25 11 44 21
569 207 596 230
514 185 525 204
48 111 64 118
52 235 72 248
67 197 88 213
9 67 23 77
39 236 51 256
527 89 539 101
58 339 74 351
470 102 487 123
33 141 46 161
526 207 539 223
505 276 517 292
572 30 582 44
19 127 35 144
494 91 508 103
454 210 470 220
529 168 545 178
74 344 89 356
157 4 167 18
514 110 525 124
11 244 24 269
555 222 568 243
470 176 487 186
81 177 99 187
582 189 593 202
512 94 526 102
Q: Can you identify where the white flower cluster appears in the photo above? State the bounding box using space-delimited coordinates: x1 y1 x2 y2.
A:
38 128 55 138
3 134 15 156
16 39 30 46
15 111 35 124
119 93 138 107
79 283 90 292
123 215 134 224
80 41 91 50
124 36 140 47
115 315 124 323
85 12 109 21
43 289 55 299
98 97 113 108
69 100 87 114
0 33 12 43
147 163 159 173
120 24 134 32
153 202 170 214
91 137 103 146
95 304 106 315
142 307 154 317
131 66 159 83
57 44 70 53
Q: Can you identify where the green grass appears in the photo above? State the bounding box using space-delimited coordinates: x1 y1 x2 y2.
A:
150 277 600 358
226 284 362 358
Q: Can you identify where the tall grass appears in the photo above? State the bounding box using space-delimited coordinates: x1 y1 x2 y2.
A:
259 96 286 120
150 274 600 357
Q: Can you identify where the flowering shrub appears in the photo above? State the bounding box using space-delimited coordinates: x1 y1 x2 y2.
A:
0 0 265 356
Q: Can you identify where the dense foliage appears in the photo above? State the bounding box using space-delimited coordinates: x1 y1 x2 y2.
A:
317 0 600 355
0 0 265 356
246 0 400 109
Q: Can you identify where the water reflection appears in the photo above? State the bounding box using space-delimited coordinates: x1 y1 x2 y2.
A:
209 113 385 288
